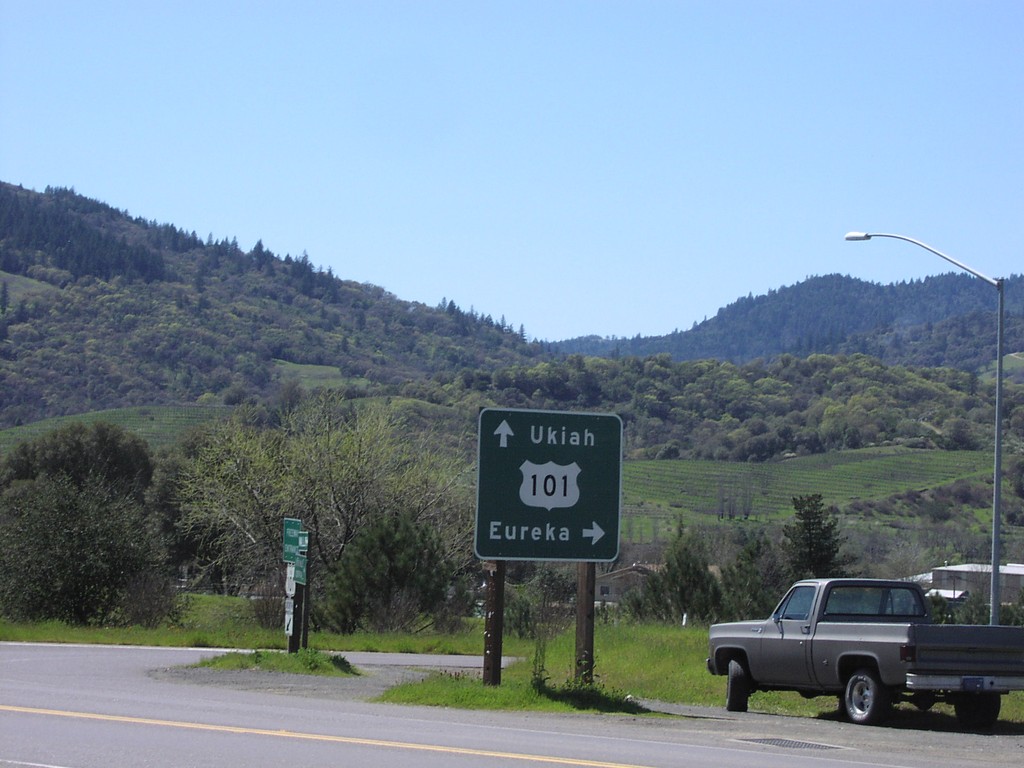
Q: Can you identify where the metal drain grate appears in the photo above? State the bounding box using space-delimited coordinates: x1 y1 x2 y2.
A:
739 738 839 751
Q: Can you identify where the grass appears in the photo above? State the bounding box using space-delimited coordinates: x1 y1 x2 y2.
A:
0 405 233 453
196 648 356 676
0 393 465 456
624 447 992 519
380 621 1024 723
2 595 1022 723
308 628 500 656
0 594 283 650
379 622 695 713
377 623 800 713
380 669 649 714
618 446 1023 552
0 269 59 304
0 595 527 656
273 360 356 390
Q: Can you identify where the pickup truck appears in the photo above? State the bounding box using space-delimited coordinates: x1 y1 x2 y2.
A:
706 578 1024 728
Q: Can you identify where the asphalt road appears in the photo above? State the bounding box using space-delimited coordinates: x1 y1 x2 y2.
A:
2 642 1023 768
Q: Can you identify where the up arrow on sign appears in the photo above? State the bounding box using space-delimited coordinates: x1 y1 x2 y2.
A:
494 420 514 448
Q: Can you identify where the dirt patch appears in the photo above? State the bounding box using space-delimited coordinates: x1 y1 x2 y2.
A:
149 664 433 701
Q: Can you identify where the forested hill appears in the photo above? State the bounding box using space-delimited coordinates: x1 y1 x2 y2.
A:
0 182 547 427
2 182 1022 462
557 273 1024 372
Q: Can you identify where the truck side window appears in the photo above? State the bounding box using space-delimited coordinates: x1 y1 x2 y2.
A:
823 586 928 618
825 587 876 615
885 588 926 617
779 586 815 621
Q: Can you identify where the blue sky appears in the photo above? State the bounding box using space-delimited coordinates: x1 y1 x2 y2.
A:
2 2 1022 341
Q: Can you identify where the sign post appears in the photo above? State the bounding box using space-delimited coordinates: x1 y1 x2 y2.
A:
481 560 506 686
475 408 622 685
282 518 309 653
285 564 296 597
284 598 295 637
575 562 596 682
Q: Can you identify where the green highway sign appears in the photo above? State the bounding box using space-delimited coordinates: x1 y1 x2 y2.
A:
283 518 302 563
293 554 307 585
475 408 622 561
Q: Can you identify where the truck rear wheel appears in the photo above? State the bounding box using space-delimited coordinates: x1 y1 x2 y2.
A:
953 693 1001 730
725 660 751 712
843 668 891 725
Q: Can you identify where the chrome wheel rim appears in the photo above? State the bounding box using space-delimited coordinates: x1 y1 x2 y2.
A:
850 680 871 716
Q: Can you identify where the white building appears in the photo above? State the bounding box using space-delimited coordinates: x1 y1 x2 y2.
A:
927 563 1024 604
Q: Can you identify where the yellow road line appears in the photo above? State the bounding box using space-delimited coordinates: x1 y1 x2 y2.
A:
0 705 653 768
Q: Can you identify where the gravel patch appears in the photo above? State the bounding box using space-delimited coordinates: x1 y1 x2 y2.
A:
148 652 497 701
149 663 439 700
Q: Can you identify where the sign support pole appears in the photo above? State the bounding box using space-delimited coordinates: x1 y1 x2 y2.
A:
575 562 595 683
482 560 506 686
300 557 311 650
283 520 310 653
288 583 303 654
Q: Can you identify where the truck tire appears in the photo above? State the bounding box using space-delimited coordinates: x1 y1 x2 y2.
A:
843 668 891 725
953 693 1001 730
725 660 751 712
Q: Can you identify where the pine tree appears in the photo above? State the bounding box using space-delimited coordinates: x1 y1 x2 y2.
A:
783 494 852 579
629 527 721 623
720 533 789 620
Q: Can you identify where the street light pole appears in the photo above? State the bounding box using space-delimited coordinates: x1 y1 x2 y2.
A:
845 232 1004 625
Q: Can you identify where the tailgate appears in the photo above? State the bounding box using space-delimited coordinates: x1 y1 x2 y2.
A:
910 624 1024 676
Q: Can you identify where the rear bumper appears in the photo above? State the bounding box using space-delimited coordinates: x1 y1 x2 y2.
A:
906 673 1024 693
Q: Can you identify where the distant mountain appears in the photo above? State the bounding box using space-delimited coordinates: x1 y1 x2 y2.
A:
555 273 1024 373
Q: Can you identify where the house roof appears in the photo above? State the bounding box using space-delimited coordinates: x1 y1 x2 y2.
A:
596 563 658 581
935 563 1024 576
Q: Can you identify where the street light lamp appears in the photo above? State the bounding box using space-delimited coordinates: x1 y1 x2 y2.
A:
845 231 1005 625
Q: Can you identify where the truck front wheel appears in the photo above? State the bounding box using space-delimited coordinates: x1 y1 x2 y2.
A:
843 668 891 725
725 660 751 712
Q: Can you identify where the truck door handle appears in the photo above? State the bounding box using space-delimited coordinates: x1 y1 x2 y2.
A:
752 627 763 634
801 625 810 635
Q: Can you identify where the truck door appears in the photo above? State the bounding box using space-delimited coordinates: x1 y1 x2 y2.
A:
758 585 816 687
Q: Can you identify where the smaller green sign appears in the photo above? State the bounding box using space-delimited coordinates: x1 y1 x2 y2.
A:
283 518 302 563
294 554 307 585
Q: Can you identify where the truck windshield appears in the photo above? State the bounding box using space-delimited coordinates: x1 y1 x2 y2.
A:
823 586 926 618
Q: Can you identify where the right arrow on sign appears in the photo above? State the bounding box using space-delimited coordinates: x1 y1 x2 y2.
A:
583 521 605 545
